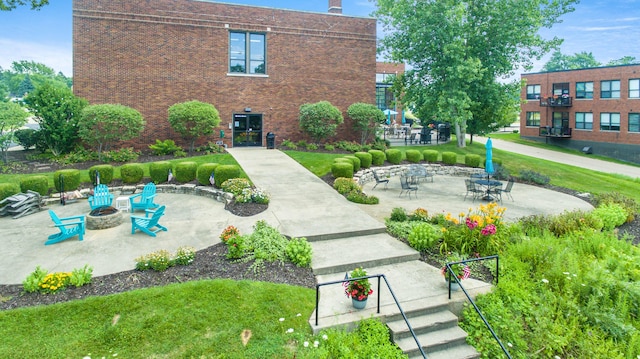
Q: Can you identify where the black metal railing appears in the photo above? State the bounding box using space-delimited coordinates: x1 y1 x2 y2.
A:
444 255 512 358
538 126 572 137
539 96 572 107
315 274 428 359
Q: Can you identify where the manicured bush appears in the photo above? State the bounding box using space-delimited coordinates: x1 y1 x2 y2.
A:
344 155 361 172
53 169 81 192
385 149 402 164
0 183 20 201
369 149 386 165
465 154 481 168
423 150 439 163
333 177 360 195
285 237 313 267
389 207 408 222
354 151 373 169
405 150 422 163
88 164 114 185
221 178 252 196
20 176 49 195
120 163 144 184
214 164 241 187
196 163 219 186
149 161 173 184
174 161 198 183
441 151 458 165
331 162 354 179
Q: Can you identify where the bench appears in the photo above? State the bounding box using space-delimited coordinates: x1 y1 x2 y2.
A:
88 184 114 210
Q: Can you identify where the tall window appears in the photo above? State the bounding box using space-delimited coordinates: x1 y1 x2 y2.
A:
630 79 640 99
526 85 540 100
575 112 593 130
553 83 569 96
600 80 620 99
525 112 540 126
376 73 396 110
600 113 620 131
229 32 266 74
575 82 593 99
629 113 640 133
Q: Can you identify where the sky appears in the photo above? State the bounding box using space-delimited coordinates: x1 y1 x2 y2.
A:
0 0 638 78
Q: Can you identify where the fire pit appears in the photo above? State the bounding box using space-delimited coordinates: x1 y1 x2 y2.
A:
86 206 124 230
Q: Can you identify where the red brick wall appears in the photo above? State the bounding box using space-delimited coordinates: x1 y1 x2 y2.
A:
520 64 640 145
73 0 377 148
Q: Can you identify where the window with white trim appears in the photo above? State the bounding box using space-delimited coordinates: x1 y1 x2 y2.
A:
575 112 593 130
600 80 620 99
600 113 620 131
526 85 540 100
630 79 640 99
229 32 266 74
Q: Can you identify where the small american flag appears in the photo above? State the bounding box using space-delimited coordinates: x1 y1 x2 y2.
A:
167 169 173 182
462 266 471 280
209 172 215 186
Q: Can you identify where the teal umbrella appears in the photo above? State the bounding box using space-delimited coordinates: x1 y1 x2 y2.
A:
485 137 494 176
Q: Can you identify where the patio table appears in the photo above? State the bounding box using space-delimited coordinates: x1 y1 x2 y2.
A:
473 179 502 201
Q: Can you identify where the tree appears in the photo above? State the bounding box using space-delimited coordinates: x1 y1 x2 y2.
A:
78 104 146 160
0 101 29 163
347 103 386 144
0 0 47 10
299 101 344 144
542 50 601 71
607 56 639 66
16 74 34 97
167 100 220 154
375 0 577 147
24 83 88 156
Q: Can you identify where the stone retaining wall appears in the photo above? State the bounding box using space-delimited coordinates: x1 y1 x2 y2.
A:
355 164 485 185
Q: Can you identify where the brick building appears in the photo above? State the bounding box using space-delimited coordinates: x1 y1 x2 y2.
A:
520 64 640 163
73 0 377 148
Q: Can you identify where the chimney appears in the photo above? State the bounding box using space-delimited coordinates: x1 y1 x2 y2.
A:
328 0 342 14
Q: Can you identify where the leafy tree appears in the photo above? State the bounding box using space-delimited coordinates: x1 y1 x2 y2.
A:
11 61 56 76
542 50 601 71
24 83 88 156
347 103 386 144
16 74 34 97
1 61 71 96
0 101 29 163
78 104 146 160
0 0 48 11
375 0 577 147
167 100 221 154
607 56 639 66
298 101 344 144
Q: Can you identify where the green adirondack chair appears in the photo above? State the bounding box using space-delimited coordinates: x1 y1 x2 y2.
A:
88 184 114 210
46 210 86 245
129 183 159 212
131 205 167 237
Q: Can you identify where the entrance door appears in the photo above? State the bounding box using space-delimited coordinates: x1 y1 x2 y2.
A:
232 113 263 147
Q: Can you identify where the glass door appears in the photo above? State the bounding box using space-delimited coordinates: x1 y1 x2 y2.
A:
233 114 263 147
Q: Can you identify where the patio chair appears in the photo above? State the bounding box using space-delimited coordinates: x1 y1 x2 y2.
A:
494 178 514 202
88 184 114 210
46 210 85 245
372 170 389 189
399 175 418 199
464 179 482 202
129 182 159 212
131 205 167 237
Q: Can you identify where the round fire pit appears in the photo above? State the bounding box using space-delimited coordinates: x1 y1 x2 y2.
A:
86 206 123 230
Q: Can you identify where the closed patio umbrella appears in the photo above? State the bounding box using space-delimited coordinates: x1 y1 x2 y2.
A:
485 137 494 178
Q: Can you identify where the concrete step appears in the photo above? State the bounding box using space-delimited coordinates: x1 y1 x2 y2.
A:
408 345 480 359
310 233 420 275
387 310 459 340
396 326 472 357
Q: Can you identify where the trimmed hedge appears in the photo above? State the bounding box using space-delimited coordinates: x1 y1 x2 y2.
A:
0 183 20 201
120 163 144 184
174 161 198 183
423 150 439 163
214 164 241 187
88 164 114 185
465 154 481 168
354 152 372 169
441 152 458 165
53 169 81 192
344 156 361 172
369 149 386 166
385 149 402 165
149 161 173 184
331 162 354 179
405 150 422 163
20 176 49 195
197 163 219 186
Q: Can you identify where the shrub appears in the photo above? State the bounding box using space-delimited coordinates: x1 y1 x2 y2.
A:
354 152 373 168
409 208 430 222
423 150 438 163
214 165 241 187
389 207 408 222
88 164 114 185
441 151 457 165
101 147 140 162
22 265 93 294
324 143 335 151
344 155 361 172
149 161 173 184
53 169 81 192
120 163 144 184
135 250 172 271
69 265 93 287
385 149 402 164
333 177 360 195
346 191 379 204
174 161 198 183
196 163 219 186
594 192 639 223
13 128 38 149
405 149 422 163
465 154 481 168
285 237 313 267
20 176 49 195
306 143 318 151
334 140 362 152
519 169 550 185
222 178 252 196
281 139 297 149
148 139 182 155
173 246 196 266
331 162 354 179
549 210 603 237
22 266 48 293
408 223 441 251
369 149 386 165
592 203 628 231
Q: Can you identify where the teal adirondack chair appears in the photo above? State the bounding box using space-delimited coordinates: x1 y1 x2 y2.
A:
88 184 114 210
46 210 86 245
129 183 159 212
131 205 167 237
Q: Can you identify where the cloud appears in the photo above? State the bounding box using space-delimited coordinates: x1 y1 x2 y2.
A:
580 25 633 31
0 38 72 76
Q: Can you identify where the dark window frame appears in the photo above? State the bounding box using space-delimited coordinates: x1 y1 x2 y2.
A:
629 113 640 133
575 112 593 130
600 80 620 99
526 84 541 100
525 111 540 126
575 82 593 99
600 112 621 131
229 31 266 75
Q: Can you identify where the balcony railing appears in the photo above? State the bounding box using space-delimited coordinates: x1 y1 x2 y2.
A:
539 96 572 107
539 126 572 138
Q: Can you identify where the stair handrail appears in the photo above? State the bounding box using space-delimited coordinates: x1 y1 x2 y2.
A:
315 273 428 359
444 254 512 358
